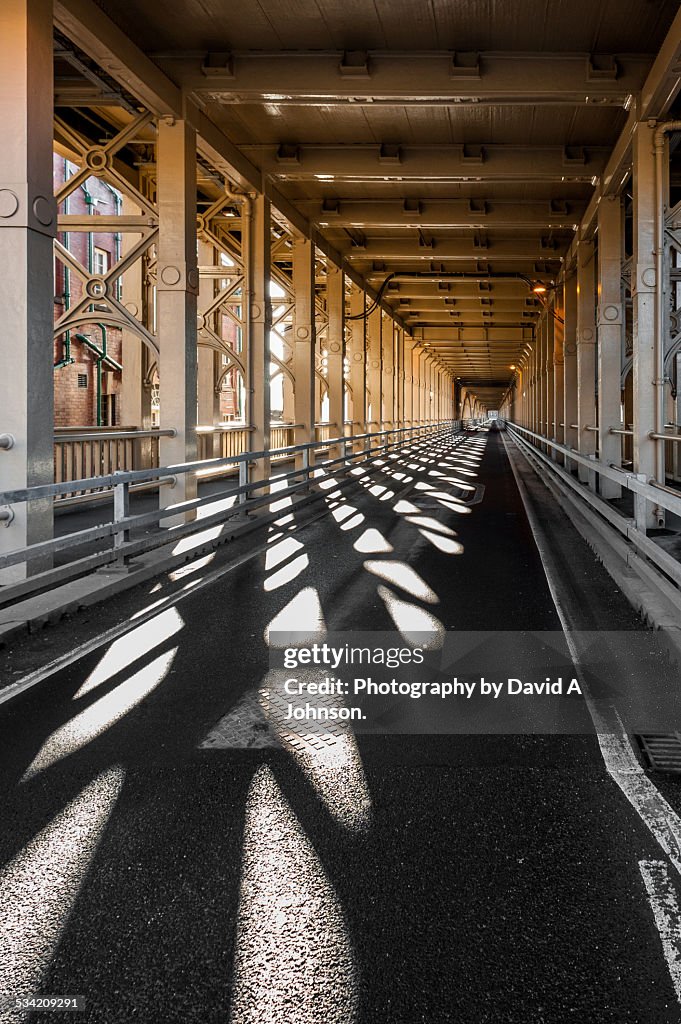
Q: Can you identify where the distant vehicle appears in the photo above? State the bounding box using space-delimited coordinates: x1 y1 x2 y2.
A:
489 418 506 432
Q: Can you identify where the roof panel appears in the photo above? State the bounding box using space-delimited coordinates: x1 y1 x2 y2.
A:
99 0 679 52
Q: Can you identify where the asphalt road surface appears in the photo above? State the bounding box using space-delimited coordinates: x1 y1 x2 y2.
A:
1 428 681 1024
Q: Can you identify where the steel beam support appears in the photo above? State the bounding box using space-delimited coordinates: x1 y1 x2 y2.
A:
197 241 220 454
576 240 597 486
0 0 55 582
247 194 272 483
264 145 607 182
367 305 383 428
325 264 345 452
120 194 152 465
292 237 316 460
382 315 395 429
339 237 572 261
545 305 555 451
53 0 409 336
538 313 547 442
563 271 579 467
632 122 660 529
157 118 198 524
171 51 648 106
597 197 624 497
397 328 406 426
553 291 565 462
348 287 367 435
302 199 588 230
579 7 681 238
404 337 415 424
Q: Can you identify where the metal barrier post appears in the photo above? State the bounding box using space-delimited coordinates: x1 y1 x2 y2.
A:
633 473 649 533
238 461 248 506
112 471 130 570
301 447 311 491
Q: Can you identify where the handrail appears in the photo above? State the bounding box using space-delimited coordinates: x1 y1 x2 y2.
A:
506 422 681 588
0 420 458 583
507 422 681 522
195 423 254 433
1 421 457 510
54 428 176 442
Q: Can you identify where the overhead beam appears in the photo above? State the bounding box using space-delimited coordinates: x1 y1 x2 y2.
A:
395 300 540 312
579 3 681 236
164 51 650 106
418 327 534 341
384 282 541 297
254 144 608 182
54 0 181 116
303 199 586 230
342 238 570 260
52 0 410 332
364 260 562 276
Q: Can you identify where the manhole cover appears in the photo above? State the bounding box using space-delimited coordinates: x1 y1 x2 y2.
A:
636 733 681 773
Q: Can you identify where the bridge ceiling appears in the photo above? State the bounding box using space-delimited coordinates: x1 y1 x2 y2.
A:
54 0 681 407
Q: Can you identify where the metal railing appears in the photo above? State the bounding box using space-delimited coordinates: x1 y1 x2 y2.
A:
54 427 174 496
0 420 459 602
506 421 681 592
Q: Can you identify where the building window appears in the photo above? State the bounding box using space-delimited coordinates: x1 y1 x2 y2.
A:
77 374 88 388
93 247 108 276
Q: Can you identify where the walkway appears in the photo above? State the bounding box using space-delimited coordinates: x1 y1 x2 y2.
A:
1 429 681 1023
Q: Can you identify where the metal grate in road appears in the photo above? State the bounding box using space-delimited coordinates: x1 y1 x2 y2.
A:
199 686 347 754
636 733 681 773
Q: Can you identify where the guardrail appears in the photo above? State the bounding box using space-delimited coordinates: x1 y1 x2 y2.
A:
506 421 681 592
54 427 175 496
0 420 460 603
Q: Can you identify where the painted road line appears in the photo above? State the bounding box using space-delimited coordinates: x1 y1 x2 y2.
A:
640 860 681 1001
503 432 681 880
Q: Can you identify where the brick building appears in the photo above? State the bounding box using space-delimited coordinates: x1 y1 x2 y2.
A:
53 154 124 428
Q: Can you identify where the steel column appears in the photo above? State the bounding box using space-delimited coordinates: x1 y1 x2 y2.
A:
576 240 597 485
367 305 383 428
246 194 272 482
325 264 345 451
597 196 624 497
348 287 367 433
563 271 578 465
632 121 662 528
292 237 316 457
157 118 198 524
0 0 55 582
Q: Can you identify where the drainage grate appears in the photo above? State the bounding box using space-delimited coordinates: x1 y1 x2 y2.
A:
636 733 681 773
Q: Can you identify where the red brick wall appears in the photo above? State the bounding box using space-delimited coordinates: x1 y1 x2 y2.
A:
53 154 123 427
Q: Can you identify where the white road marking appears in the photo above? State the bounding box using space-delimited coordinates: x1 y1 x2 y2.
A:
504 434 681 874
504 433 681 1003
639 860 681 1001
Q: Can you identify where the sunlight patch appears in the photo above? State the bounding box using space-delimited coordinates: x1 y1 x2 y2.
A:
418 529 464 554
364 560 439 604
377 585 445 648
264 587 326 644
75 608 184 698
264 554 310 592
228 767 358 1024
353 528 394 554
0 768 124 1012
25 650 177 778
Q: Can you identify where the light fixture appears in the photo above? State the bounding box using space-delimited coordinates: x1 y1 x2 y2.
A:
532 283 547 294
